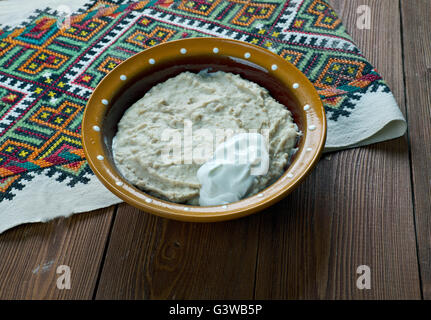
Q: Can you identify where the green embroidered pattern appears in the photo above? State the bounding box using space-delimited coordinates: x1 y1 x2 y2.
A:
0 0 391 201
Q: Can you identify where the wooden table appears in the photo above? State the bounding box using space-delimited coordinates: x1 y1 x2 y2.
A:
0 0 429 300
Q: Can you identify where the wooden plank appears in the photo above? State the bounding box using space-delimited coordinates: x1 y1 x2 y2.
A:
400 0 431 300
0 206 115 299
95 203 259 299
254 0 421 299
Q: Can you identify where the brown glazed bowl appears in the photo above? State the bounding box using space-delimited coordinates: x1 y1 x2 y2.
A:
82 37 326 222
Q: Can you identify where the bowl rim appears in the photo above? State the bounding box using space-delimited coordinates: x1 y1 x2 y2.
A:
82 37 327 222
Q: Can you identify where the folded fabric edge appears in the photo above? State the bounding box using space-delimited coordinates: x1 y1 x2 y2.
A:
0 171 121 234
323 86 407 153
323 118 407 153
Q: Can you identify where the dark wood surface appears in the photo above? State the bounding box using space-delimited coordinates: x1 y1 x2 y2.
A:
0 0 429 299
400 0 431 300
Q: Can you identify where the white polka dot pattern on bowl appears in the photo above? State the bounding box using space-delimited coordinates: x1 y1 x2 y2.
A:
120 75 127 81
271 64 278 70
116 181 124 186
180 48 187 54
303 104 310 111
292 83 299 89
101 99 109 105
149 58 155 64
244 52 251 59
92 125 100 132
308 125 316 131
97 155 104 160
213 47 219 53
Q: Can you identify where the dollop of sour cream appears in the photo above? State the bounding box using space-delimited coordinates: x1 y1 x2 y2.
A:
197 133 269 206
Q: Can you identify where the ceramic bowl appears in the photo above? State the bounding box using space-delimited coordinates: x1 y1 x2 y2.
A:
82 37 326 222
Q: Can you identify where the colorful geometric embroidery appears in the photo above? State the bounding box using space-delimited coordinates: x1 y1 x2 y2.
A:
0 0 393 202
307 0 341 29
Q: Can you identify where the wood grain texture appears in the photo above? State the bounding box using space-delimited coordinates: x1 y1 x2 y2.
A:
96 0 421 300
400 0 431 299
0 0 425 300
254 0 420 299
95 203 259 299
0 206 115 299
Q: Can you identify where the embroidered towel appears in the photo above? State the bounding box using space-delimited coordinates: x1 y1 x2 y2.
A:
0 0 406 233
